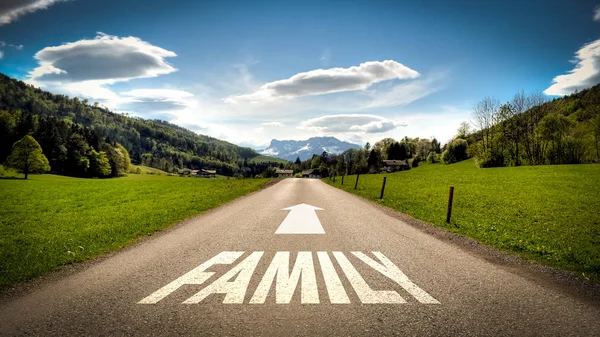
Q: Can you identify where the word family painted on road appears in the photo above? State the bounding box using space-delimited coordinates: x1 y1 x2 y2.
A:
139 251 439 305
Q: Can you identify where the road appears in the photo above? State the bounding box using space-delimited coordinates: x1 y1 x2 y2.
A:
1 178 599 336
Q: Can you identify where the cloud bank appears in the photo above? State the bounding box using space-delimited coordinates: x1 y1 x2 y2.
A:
225 60 419 103
300 114 407 134
0 0 65 25
594 6 600 22
544 39 600 96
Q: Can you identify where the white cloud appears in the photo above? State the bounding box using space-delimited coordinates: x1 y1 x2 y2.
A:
225 60 419 103
594 6 600 22
299 114 407 134
0 0 65 25
29 33 177 84
361 73 443 109
25 33 181 109
261 121 284 127
544 39 600 95
0 40 24 58
118 89 197 115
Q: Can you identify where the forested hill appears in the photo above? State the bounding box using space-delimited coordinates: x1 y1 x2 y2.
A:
468 83 600 167
0 73 266 176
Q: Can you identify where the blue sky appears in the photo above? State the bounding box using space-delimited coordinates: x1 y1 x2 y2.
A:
1 0 599 148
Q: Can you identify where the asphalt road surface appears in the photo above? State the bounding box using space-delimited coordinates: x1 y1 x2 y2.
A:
1 179 599 336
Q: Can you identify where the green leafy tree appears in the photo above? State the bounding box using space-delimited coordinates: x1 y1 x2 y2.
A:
89 149 111 177
6 135 50 179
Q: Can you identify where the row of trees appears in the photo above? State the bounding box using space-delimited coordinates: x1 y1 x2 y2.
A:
469 85 600 167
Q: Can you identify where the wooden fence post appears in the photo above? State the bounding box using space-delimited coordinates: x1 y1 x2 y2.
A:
341 175 344 185
380 177 387 199
446 185 454 223
354 174 360 190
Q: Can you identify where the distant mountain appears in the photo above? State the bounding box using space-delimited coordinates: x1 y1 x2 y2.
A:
261 137 361 161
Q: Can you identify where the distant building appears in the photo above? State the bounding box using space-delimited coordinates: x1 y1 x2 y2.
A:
301 169 320 179
382 160 410 172
198 169 216 178
275 169 293 178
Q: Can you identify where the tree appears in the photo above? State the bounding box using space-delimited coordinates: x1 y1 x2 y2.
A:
387 142 407 160
472 96 500 152
367 149 380 172
295 156 302 165
589 114 600 162
430 138 441 154
89 149 111 177
457 121 471 139
364 142 371 151
6 135 50 179
373 138 396 159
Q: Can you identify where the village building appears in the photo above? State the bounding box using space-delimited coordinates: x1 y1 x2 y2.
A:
197 169 217 178
301 169 321 179
275 169 293 178
382 160 410 172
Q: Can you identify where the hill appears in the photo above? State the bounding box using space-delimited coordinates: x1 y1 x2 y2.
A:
261 136 361 161
0 73 266 177
468 85 600 167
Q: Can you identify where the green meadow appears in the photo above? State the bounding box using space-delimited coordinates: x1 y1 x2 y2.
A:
0 174 269 289
327 160 600 280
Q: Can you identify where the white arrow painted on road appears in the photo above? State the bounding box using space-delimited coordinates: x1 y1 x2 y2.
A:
275 203 325 234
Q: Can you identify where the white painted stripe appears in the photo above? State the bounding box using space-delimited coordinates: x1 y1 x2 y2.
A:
250 251 319 304
352 252 440 304
138 251 243 304
183 251 264 304
333 251 405 304
317 251 350 304
275 204 325 234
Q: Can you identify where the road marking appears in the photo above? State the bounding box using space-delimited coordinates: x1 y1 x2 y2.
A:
250 251 319 304
352 251 440 304
317 251 351 304
333 251 405 304
138 251 243 304
183 252 263 304
275 203 325 234
139 251 439 305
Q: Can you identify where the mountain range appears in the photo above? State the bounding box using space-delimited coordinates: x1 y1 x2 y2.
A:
260 137 361 161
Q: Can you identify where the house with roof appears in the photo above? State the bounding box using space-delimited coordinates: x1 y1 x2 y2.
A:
382 160 410 172
275 169 293 178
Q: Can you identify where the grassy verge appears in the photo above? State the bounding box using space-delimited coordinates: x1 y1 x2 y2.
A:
327 159 600 280
0 174 269 289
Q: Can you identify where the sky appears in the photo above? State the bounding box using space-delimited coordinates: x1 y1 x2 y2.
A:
1 0 599 149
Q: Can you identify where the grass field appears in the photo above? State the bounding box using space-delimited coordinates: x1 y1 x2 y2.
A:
0 174 269 289
327 159 600 280
129 165 170 175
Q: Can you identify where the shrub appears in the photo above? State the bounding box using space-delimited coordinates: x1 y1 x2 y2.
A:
412 156 420 167
426 152 438 163
441 150 456 164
